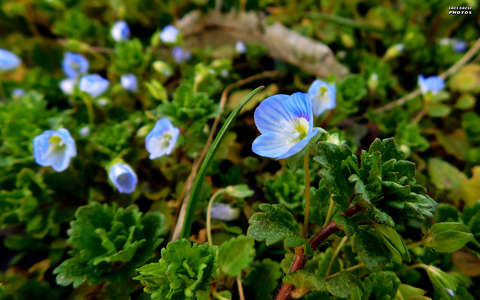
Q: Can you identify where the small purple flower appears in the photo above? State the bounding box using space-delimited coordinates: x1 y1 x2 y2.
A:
210 203 240 221
59 78 77 95
12 88 25 98
159 25 179 43
145 117 180 159
121 73 138 92
452 39 467 53
111 21 130 42
62 52 89 78
108 163 137 194
0 48 21 71
33 128 77 172
307 80 336 117
235 41 246 54
171 46 191 63
418 75 445 95
252 92 320 159
79 74 109 97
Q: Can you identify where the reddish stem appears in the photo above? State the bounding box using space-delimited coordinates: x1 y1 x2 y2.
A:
275 204 362 300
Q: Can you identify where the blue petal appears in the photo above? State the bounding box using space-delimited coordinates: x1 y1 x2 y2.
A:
160 25 179 43
277 127 319 159
121 74 138 92
418 75 444 95
145 118 180 159
79 74 109 97
210 203 240 221
171 46 191 63
62 52 89 78
307 80 336 116
0 48 21 71
108 163 137 194
252 132 296 158
111 21 130 42
33 128 76 172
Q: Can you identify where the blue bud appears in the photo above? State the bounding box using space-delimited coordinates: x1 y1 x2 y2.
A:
145 117 180 159
111 21 130 42
33 128 77 172
235 41 246 54
62 52 89 78
452 39 467 53
0 48 21 71
121 73 138 92
418 75 445 95
171 46 191 63
159 25 179 43
108 163 137 194
79 74 109 97
12 88 25 98
210 203 240 221
59 78 77 95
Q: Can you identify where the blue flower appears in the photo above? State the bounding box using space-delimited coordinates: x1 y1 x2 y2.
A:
235 41 246 54
0 48 21 71
252 92 320 159
159 25 179 43
452 39 467 53
210 203 240 221
62 52 89 78
171 46 191 63
108 163 137 194
111 20 130 42
79 74 109 97
121 73 138 92
12 88 25 98
418 75 445 95
307 80 336 116
145 117 180 159
59 78 77 95
33 128 77 172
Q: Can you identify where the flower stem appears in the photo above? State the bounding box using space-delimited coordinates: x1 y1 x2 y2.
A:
82 95 95 124
322 195 335 228
237 274 245 300
326 236 349 275
303 151 311 238
206 189 225 246
325 263 365 280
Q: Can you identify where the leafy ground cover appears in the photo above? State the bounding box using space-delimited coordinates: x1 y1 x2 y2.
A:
0 1 480 299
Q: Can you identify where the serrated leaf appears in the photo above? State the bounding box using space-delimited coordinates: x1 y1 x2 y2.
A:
247 204 300 246
218 235 255 276
426 222 473 253
244 259 282 299
354 229 391 268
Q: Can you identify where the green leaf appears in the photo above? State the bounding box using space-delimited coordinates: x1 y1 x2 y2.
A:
326 271 363 299
284 270 324 291
375 224 410 263
145 79 168 102
135 239 216 300
354 228 391 268
395 284 427 300
428 158 466 192
425 265 458 299
427 103 451 117
244 259 282 300
224 184 254 199
425 222 473 253
218 235 255 276
179 86 263 239
247 204 300 246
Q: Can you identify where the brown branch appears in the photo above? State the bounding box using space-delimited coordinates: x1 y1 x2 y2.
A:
275 204 362 300
170 70 283 241
176 10 349 79
374 38 480 114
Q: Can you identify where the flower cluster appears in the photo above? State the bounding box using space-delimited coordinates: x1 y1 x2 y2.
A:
252 80 335 159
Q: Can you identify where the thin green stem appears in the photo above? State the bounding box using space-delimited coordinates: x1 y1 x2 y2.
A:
325 263 365 280
399 263 429 274
322 195 335 228
303 151 311 238
206 189 225 246
326 236 349 275
406 240 424 249
81 95 95 124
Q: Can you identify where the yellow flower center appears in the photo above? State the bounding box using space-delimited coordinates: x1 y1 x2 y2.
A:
293 118 309 142
49 135 65 151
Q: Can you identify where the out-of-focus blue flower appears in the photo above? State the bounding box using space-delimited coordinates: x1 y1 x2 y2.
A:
159 25 179 43
171 46 191 63
79 126 90 137
108 163 137 194
111 20 130 42
79 74 109 97
59 78 77 95
418 75 445 95
0 48 21 71
307 80 336 117
452 39 468 53
252 92 320 159
12 88 25 98
235 41 246 54
145 117 180 159
210 203 240 221
33 128 76 172
121 73 138 92
62 52 89 78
